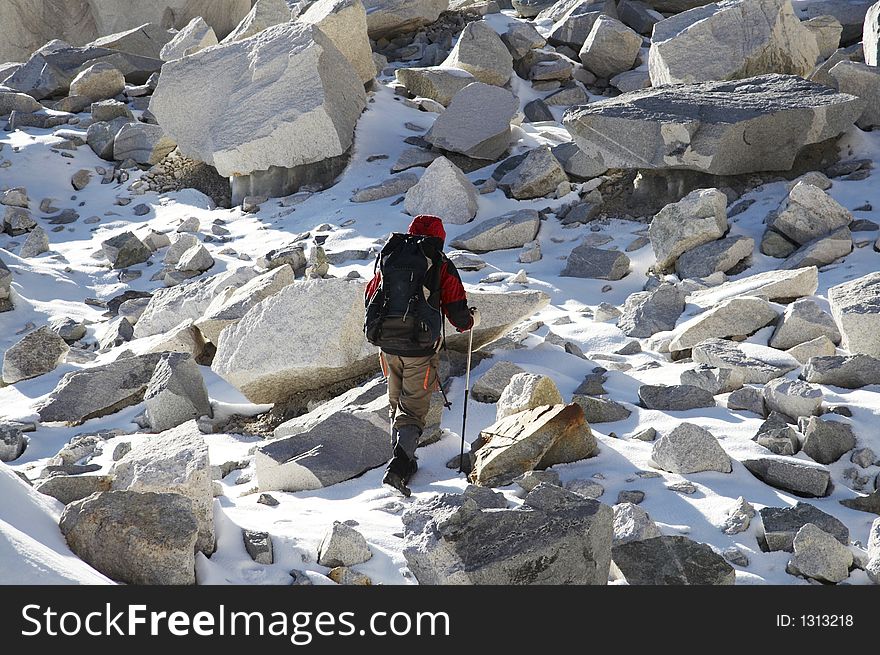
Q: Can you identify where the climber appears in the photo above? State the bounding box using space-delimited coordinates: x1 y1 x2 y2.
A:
364 215 479 496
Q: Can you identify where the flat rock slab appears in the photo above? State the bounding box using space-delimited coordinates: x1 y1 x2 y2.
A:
692 339 800 384
638 384 716 411
802 354 880 388
612 535 735 585
403 484 613 584
563 75 862 176
742 457 832 497
758 502 849 552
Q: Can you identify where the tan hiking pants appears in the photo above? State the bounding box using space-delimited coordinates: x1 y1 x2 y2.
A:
381 351 440 459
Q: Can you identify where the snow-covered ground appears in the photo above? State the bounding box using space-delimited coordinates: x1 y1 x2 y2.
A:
2 11 879 585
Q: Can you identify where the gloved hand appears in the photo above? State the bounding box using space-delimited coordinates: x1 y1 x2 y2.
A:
469 306 481 329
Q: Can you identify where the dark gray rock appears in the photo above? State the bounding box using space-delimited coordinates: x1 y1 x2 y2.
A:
618 283 684 338
758 502 849 552
727 386 766 416
753 412 801 456
101 231 151 268
59 490 198 585
33 474 113 505
675 235 754 280
638 384 716 411
561 245 630 280
802 417 857 464
2 326 69 384
402 484 613 584
840 491 880 515
36 353 163 424
612 536 735 585
524 98 554 122
742 457 832 497
144 353 212 433
803 354 880 388
0 424 27 462
572 395 631 423
243 530 273 565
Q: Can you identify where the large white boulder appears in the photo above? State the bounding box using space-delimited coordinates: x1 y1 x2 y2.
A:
404 157 479 225
112 421 214 555
649 0 820 86
0 0 251 64
563 74 863 176
149 22 366 177
362 0 449 38
301 0 376 84
828 272 880 357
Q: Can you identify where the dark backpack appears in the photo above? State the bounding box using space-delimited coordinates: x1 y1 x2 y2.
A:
364 233 444 352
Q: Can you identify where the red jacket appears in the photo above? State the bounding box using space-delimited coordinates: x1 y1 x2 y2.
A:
365 215 474 333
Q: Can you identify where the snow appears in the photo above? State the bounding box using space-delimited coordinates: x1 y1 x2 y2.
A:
1 14 879 586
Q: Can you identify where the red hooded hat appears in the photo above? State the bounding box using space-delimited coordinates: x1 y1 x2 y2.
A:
407 214 446 245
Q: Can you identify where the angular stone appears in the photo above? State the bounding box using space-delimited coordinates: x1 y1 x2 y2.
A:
680 364 743 395
675 235 754 280
651 423 732 474
613 502 661 547
612 535 735 585
551 141 608 180
649 0 820 86
753 411 800 455
563 75 863 176
829 60 880 129
301 0 376 85
450 209 540 253
2 326 69 384
579 16 641 79
3 207 37 236
472 361 526 403
572 395 631 423
762 378 822 420
243 530 273 565
688 266 818 309
195 265 295 345
786 335 837 367
69 62 125 101
549 0 618 49
770 298 841 351
176 244 215 273
473 404 596 487
498 146 568 200
618 0 663 34
101 231 151 268
0 424 27 462
36 353 163 424
113 123 176 165
395 66 476 107
222 0 292 43
150 22 366 178
89 23 174 59
722 496 755 535
769 182 852 246
0 90 42 116
255 384 388 491
692 338 800 384
618 283 685 338
34 475 113 505
788 523 853 583
404 483 612 584
669 296 779 352
442 20 512 86
801 417 857 464
781 227 853 270
496 373 563 420
561 245 630 280
742 457 831 497
112 420 214 554
758 502 848 552
363 0 448 39
134 268 257 338
144 353 212 433
404 157 479 225
728 385 766 416
501 21 547 59
840 491 880 515
638 384 716 411
317 521 372 567
86 117 131 160
425 83 517 161
60 491 198 585
802 354 880 388
649 188 728 271
160 17 219 61
828 272 880 357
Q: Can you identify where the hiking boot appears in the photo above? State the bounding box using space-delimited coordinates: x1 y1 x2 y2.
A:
383 469 411 497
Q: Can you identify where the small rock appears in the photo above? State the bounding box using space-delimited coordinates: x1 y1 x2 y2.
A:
243 530 274 565
317 521 372 568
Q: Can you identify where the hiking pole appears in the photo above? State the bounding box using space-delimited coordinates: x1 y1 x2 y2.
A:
458 326 474 474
